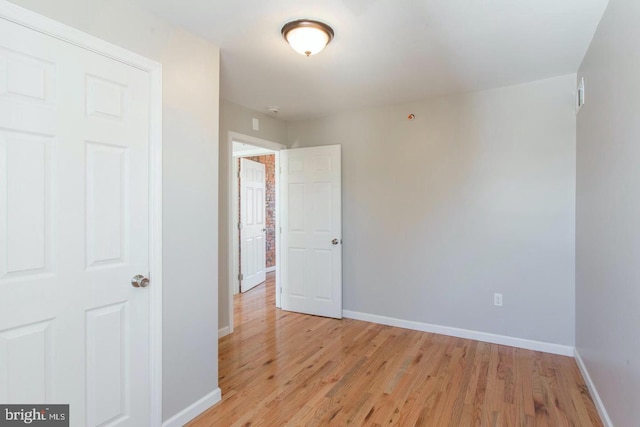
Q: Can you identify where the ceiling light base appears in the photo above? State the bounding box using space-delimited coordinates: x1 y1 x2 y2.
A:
282 19 334 57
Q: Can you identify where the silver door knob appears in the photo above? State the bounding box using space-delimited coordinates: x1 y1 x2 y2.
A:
131 274 150 288
331 238 339 245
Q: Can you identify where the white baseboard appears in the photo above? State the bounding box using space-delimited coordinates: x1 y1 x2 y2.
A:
218 326 230 338
342 310 574 357
162 388 221 427
266 266 276 273
574 349 613 427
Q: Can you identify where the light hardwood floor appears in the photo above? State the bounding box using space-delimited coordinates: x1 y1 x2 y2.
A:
189 273 602 426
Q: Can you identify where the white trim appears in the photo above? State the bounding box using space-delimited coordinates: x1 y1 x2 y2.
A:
574 349 613 427
274 152 281 309
232 157 240 297
266 266 277 273
0 3 164 425
342 310 574 356
148 61 163 427
229 131 287 152
0 1 160 72
218 326 231 338
227 132 287 333
234 147 275 157
162 388 221 427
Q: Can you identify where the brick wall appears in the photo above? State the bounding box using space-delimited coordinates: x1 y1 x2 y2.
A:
238 154 276 269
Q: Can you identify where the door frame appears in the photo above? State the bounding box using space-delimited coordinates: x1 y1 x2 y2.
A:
227 132 286 335
0 2 163 425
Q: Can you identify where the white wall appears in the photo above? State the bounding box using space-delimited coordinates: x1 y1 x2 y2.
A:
159 30 219 423
7 0 221 422
576 0 640 425
288 75 577 346
218 100 287 331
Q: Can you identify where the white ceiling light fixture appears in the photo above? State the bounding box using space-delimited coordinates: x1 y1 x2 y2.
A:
281 19 334 57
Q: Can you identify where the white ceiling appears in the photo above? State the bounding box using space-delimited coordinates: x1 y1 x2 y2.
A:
131 0 608 121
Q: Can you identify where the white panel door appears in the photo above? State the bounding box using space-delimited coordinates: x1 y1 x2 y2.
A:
281 145 342 318
240 158 266 292
0 18 152 427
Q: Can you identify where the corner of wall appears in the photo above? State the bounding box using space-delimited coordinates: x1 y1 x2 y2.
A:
573 349 614 427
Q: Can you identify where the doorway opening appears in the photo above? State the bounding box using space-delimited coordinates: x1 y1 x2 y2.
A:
226 132 286 335
236 150 274 293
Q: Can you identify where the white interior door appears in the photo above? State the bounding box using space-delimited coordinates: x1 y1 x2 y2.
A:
281 145 342 318
0 18 152 427
240 158 266 292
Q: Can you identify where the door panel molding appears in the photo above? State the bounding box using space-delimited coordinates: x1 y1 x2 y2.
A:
281 145 342 319
239 158 267 292
0 3 163 425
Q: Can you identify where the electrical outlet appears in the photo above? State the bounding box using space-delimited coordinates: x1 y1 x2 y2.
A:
494 293 503 307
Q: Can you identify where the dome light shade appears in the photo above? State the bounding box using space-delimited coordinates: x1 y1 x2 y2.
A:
282 20 334 57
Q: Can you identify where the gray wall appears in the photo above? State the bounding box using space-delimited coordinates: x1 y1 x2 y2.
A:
218 100 287 331
8 0 221 421
288 75 577 346
576 0 640 425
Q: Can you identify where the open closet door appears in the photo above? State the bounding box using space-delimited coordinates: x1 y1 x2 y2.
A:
281 145 342 318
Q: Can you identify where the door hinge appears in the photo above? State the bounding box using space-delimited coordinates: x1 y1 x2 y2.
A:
238 273 243 281
238 222 243 230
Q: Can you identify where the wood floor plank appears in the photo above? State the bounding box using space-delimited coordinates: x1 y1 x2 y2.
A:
188 274 603 427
